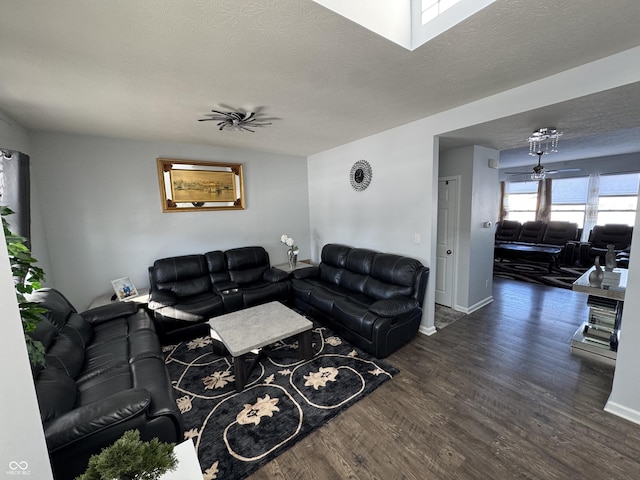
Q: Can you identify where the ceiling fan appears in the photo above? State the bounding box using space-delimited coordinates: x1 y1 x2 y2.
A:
505 151 580 179
198 105 276 132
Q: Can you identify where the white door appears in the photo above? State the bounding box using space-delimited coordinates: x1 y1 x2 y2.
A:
435 179 458 307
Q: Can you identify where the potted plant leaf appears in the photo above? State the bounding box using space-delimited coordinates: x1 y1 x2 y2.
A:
75 430 177 480
1 206 46 366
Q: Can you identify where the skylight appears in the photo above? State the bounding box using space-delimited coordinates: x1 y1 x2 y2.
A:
421 0 462 25
312 0 496 51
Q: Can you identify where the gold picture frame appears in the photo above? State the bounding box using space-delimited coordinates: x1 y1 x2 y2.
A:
157 158 245 212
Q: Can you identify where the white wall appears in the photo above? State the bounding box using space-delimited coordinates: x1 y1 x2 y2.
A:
439 145 499 312
30 132 309 309
308 121 436 332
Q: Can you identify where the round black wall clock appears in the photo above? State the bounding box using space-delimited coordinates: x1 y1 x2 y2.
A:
350 160 372 191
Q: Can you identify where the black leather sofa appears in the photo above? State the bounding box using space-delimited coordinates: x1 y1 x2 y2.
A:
148 246 290 343
494 220 581 268
289 244 429 358
28 288 183 480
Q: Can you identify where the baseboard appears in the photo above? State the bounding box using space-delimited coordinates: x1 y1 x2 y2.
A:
604 399 640 426
419 325 437 336
454 296 494 315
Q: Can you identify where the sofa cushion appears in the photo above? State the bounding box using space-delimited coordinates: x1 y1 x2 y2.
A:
62 313 94 348
154 292 224 322
332 298 377 341
46 334 85 378
157 275 211 298
35 367 77 423
321 243 351 267
204 250 229 284
318 263 344 286
29 288 77 329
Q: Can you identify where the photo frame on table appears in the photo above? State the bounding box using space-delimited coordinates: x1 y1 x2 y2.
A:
111 277 139 301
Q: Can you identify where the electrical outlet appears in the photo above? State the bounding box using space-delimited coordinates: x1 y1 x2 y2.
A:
485 279 489 288
414 233 421 244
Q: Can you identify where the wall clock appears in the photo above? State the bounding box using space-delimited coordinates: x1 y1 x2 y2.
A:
350 160 372 191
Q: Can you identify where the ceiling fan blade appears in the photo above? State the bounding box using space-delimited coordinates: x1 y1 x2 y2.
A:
546 168 581 174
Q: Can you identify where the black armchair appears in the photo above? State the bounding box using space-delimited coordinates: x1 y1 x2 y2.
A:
578 224 634 267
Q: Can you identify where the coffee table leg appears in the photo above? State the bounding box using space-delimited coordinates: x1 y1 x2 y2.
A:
233 354 248 392
298 329 313 360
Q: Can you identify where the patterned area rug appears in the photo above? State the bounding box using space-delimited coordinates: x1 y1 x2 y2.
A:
493 258 588 289
163 327 398 480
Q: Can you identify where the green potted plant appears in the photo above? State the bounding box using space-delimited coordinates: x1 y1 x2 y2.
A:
2 206 46 366
75 430 178 480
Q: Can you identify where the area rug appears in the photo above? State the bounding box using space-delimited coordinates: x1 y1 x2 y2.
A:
493 258 588 289
163 327 399 480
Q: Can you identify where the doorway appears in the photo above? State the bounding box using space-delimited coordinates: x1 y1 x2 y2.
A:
435 177 459 307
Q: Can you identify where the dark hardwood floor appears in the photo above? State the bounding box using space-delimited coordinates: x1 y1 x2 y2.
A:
248 278 640 480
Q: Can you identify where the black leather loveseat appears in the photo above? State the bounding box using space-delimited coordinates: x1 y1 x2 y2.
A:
28 288 183 480
290 244 429 358
148 246 290 343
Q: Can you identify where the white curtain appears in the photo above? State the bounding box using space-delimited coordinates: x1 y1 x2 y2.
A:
582 173 600 241
499 180 510 221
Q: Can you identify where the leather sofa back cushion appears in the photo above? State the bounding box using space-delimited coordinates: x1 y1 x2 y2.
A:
29 288 76 330
152 255 208 283
230 265 268 285
46 334 86 378
63 312 94 348
345 248 376 274
321 244 351 268
319 263 344 285
156 275 211 298
371 254 421 287
364 277 413 300
35 367 77 423
205 250 230 283
225 247 269 270
340 270 368 293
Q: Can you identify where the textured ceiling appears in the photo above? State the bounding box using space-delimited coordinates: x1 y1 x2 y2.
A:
1 0 640 158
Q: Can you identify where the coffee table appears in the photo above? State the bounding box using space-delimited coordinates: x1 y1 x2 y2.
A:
208 301 314 392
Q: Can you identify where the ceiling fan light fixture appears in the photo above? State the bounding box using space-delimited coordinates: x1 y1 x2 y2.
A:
198 107 273 133
528 127 562 156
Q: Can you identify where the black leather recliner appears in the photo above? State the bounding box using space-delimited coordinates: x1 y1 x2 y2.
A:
28 288 183 480
578 224 634 266
148 246 290 343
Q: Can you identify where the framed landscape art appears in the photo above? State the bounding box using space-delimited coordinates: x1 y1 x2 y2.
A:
157 158 245 212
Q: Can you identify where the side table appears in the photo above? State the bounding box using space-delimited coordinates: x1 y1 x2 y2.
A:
272 261 314 274
89 288 150 309
159 439 203 480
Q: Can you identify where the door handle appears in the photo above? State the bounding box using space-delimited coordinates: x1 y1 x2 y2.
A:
447 250 452 255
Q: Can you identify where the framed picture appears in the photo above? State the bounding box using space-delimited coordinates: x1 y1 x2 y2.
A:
111 277 139 301
157 158 245 212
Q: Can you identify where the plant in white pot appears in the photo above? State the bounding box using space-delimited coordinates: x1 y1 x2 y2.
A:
75 430 177 480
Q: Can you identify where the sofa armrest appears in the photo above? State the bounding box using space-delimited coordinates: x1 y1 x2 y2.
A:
292 265 319 279
45 389 151 452
148 290 178 310
369 298 420 317
264 267 289 282
81 301 139 325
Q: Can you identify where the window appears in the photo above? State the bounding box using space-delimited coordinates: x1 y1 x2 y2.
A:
506 181 537 224
597 173 640 225
550 177 589 228
421 0 462 24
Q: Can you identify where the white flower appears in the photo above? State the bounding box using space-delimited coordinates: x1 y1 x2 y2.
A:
280 234 288 243
286 237 294 247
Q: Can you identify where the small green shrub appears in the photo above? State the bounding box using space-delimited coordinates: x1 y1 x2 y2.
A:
75 430 177 480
